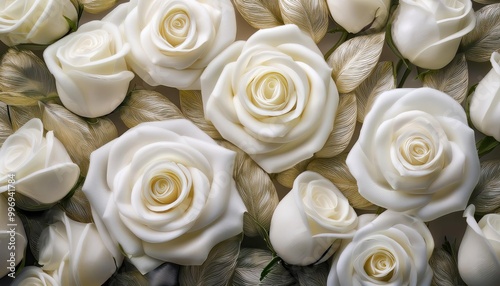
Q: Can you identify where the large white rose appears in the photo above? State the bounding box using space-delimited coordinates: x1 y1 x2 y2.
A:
0 0 77 46
44 20 134 118
458 205 500 286
82 119 246 274
37 212 122 286
11 266 59 286
346 87 480 221
201 24 339 173
103 0 236 90
470 52 500 141
328 210 434 286
327 0 391 33
269 171 358 266
0 195 27 278
0 119 80 210
391 0 476 70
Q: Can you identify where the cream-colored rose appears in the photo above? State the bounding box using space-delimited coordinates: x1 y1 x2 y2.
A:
269 171 357 266
0 0 77 46
470 52 500 141
201 24 339 173
327 0 391 33
103 0 236 90
11 266 59 286
458 205 500 286
391 0 476 69
44 20 134 118
0 195 27 278
328 211 434 285
0 119 80 210
37 212 122 286
82 119 246 274
346 88 480 221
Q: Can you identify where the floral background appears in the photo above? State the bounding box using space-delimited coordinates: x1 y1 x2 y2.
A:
1 0 500 285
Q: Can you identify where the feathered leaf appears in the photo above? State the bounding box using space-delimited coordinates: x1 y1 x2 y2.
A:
233 0 283 29
40 102 117 175
461 4 500 62
58 180 93 223
307 154 374 210
0 102 13 146
107 261 149 286
233 248 296 286
179 90 223 140
9 105 42 130
473 0 500 3
275 159 312 188
289 262 329 286
17 212 51 261
354 61 396 123
0 49 56 95
468 160 500 215
422 53 468 104
279 0 329 43
0 91 58 106
328 32 385 93
120 89 183 128
179 235 242 286
218 141 279 236
78 0 117 14
315 92 357 158
429 246 464 286
147 263 180 286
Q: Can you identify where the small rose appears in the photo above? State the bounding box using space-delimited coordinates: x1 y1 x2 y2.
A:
38 212 122 286
458 205 500 286
83 119 246 274
328 211 434 285
346 88 480 221
470 52 500 140
0 119 80 210
44 20 134 118
201 24 339 173
327 0 391 33
269 171 357 266
11 266 59 286
391 0 476 69
0 195 27 278
103 0 236 90
0 0 78 46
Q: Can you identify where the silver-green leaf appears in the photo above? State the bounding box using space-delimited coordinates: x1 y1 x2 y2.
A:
179 90 223 140
461 4 500 62
0 102 13 146
279 0 329 43
423 53 468 104
233 0 283 29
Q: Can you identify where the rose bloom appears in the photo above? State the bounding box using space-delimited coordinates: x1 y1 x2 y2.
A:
391 0 475 70
470 52 500 141
11 266 59 286
201 24 339 174
103 0 236 90
83 119 246 274
0 195 27 278
346 88 480 221
327 0 391 33
37 212 122 286
328 210 434 285
44 20 134 118
0 119 80 210
269 171 358 266
0 0 77 46
458 205 500 286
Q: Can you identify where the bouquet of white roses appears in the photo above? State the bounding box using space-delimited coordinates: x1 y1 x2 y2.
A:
1 0 500 285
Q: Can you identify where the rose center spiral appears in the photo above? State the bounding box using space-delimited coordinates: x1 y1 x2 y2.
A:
364 249 396 282
399 135 433 166
250 72 289 111
161 9 190 47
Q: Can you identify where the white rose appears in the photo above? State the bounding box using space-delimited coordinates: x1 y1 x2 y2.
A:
327 0 391 33
269 171 357 266
37 212 122 286
0 119 80 210
391 0 476 69
458 205 500 286
44 20 134 118
0 0 77 46
346 87 480 221
328 210 434 286
470 52 500 141
0 195 27 278
103 0 236 90
82 119 246 274
201 24 339 173
11 266 59 286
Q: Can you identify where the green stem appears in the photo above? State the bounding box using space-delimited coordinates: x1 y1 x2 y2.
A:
397 64 413 88
324 31 349 60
